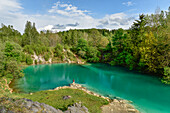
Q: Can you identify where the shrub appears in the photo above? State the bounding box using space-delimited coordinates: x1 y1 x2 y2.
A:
35 60 38 65
44 53 50 61
23 45 34 55
26 55 33 65
162 67 170 84
54 44 63 57
61 55 65 61
20 52 26 62
39 60 42 64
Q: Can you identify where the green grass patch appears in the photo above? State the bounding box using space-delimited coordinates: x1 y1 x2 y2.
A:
13 89 108 113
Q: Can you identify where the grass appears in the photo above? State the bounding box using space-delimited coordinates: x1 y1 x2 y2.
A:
16 89 108 113
0 78 109 113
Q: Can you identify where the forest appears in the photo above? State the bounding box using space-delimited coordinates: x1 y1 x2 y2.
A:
0 7 169 84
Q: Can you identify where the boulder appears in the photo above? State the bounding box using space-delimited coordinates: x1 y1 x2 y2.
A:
65 103 89 113
63 95 71 100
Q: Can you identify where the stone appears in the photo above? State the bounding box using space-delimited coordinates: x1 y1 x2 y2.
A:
127 108 136 112
30 106 39 113
63 95 71 100
65 103 89 113
82 106 88 112
25 101 33 108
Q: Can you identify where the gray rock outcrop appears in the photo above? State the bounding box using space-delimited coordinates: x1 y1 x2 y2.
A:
0 97 89 113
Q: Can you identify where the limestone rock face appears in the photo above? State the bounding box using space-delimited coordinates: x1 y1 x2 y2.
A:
0 97 89 113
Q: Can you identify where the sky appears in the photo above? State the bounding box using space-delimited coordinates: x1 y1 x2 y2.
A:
0 0 170 33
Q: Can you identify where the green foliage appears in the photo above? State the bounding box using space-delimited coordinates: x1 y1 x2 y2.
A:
39 60 42 64
4 59 24 78
76 38 88 59
44 53 50 61
104 9 170 84
125 53 135 70
0 42 5 73
26 55 33 65
35 60 38 65
0 24 21 44
77 38 88 52
86 46 100 62
24 44 50 56
88 29 103 47
22 21 39 46
5 42 22 62
0 41 23 78
20 52 26 62
54 43 63 58
162 67 170 84
23 45 34 55
109 29 133 68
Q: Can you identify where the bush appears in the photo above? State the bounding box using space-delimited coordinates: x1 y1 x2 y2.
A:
23 45 34 55
54 44 63 57
44 53 50 61
78 50 86 58
67 51 74 58
61 55 65 61
6 74 13 79
162 67 170 84
86 46 100 62
35 60 38 65
5 42 22 61
64 45 69 50
4 59 24 78
39 60 42 64
26 55 33 65
20 52 26 62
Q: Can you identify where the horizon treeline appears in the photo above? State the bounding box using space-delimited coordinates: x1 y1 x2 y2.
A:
0 7 169 84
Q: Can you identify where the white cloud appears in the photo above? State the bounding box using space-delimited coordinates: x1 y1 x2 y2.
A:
0 0 26 32
48 2 90 17
122 1 134 6
97 13 135 29
0 0 23 12
0 0 136 33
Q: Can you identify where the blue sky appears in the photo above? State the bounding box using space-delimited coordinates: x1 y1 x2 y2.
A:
0 0 169 32
20 0 170 17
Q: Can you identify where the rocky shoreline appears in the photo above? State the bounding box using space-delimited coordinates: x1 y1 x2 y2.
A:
52 82 139 113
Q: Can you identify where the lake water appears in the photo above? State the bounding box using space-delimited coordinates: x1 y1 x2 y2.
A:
13 63 170 113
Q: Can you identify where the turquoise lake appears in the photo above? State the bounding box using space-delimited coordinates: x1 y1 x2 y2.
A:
13 63 170 113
